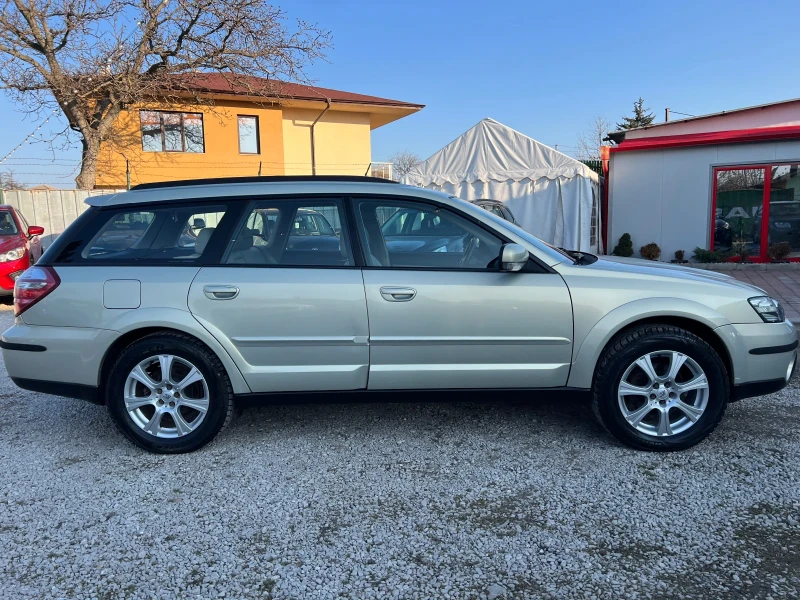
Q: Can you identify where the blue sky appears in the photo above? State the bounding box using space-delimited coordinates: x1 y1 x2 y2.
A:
2 0 799 186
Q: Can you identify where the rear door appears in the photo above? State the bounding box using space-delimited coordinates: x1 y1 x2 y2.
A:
187 197 369 393
353 197 574 390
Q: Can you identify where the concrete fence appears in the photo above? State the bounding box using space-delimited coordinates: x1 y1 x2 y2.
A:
0 188 125 248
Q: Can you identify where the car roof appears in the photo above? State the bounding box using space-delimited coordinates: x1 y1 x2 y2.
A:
86 177 457 208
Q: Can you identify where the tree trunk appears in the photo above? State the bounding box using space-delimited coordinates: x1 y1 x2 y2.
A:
75 136 100 190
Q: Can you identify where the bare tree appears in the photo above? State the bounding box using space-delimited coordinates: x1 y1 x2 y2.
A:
575 115 612 160
0 170 26 189
388 150 421 180
0 0 331 188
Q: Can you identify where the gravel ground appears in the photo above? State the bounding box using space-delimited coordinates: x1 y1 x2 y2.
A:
0 302 798 600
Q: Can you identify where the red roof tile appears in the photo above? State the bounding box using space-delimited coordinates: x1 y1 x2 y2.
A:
163 73 424 109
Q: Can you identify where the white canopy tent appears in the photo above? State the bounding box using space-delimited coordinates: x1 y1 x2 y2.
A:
401 118 602 252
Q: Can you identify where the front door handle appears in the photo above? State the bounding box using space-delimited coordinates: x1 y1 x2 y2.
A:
203 285 240 300
380 286 416 302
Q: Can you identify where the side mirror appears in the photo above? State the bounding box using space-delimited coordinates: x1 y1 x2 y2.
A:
27 225 45 237
500 243 529 272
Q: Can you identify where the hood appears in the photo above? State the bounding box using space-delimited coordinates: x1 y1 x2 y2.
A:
588 256 765 294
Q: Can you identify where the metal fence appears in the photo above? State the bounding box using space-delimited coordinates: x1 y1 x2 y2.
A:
580 159 604 177
0 188 124 248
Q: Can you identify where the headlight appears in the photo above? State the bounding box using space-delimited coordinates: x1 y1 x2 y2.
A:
748 296 785 323
0 247 25 263
773 222 792 229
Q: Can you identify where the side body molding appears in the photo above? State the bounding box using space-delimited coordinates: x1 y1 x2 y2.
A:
567 297 730 389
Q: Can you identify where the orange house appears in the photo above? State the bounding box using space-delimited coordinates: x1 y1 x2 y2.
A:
95 74 424 189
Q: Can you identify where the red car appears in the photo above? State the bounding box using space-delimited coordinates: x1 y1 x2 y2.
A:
0 205 44 296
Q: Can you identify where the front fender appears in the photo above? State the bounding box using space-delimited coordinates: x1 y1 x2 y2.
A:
104 307 251 395
567 297 730 389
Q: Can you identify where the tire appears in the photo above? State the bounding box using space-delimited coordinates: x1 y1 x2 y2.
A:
592 324 729 451
106 332 234 453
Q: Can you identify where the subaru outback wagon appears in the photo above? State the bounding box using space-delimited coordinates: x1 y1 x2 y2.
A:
1 176 796 453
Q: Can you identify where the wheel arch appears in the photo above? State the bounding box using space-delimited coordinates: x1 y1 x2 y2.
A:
98 316 251 402
567 298 734 390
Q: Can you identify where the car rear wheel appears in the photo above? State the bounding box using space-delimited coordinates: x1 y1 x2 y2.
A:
106 332 234 453
592 324 729 451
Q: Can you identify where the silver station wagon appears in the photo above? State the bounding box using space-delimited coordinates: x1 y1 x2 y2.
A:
1 176 796 453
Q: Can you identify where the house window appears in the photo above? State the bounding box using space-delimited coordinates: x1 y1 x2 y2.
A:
238 116 260 154
140 111 204 153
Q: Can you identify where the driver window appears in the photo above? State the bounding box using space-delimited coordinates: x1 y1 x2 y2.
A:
356 199 503 269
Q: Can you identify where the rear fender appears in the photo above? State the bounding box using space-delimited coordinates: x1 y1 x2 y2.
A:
104 307 251 394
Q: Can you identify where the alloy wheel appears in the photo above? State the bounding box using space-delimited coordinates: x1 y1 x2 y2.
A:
617 350 709 437
123 355 210 438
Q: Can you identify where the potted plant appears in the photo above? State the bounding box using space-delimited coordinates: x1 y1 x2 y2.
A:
639 242 661 261
612 233 634 257
731 239 751 263
671 250 687 264
768 242 792 263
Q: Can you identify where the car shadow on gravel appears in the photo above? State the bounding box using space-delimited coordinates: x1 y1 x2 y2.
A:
227 389 609 446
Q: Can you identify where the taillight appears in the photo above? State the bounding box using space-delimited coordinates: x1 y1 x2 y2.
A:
14 266 60 317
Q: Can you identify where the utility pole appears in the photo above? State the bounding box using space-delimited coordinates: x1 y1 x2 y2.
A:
126 160 130 190
665 108 670 123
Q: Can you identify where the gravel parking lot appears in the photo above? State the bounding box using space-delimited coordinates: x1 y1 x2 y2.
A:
0 302 798 600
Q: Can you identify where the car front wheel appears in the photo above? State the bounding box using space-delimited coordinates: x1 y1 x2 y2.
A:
592 324 729 451
106 332 234 453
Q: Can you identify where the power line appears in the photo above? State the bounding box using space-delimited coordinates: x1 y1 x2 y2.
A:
0 7 156 169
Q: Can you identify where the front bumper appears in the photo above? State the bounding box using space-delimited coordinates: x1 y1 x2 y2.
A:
0 254 28 294
717 320 797 399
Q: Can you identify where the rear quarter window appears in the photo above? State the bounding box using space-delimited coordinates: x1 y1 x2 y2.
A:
51 201 238 265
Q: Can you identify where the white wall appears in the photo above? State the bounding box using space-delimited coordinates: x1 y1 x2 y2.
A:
608 140 800 260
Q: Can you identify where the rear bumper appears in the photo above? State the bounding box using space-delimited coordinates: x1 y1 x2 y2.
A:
10 377 101 404
1 323 118 388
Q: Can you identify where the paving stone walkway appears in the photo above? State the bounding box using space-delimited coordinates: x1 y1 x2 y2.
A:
717 267 800 322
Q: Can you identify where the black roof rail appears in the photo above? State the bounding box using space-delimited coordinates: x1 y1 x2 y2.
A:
131 175 399 191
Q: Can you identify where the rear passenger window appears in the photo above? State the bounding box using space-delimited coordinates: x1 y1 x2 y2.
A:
53 203 230 264
226 201 353 267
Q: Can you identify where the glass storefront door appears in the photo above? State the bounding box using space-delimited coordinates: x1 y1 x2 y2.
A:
713 167 765 258
713 164 800 261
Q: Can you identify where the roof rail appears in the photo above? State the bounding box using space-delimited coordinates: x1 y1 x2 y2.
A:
131 175 399 191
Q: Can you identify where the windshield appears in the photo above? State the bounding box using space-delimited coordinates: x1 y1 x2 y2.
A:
771 203 800 217
450 197 572 263
293 212 334 236
0 211 19 235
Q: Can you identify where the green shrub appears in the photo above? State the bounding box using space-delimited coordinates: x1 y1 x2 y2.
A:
612 233 634 257
674 250 685 261
639 242 661 261
692 247 726 263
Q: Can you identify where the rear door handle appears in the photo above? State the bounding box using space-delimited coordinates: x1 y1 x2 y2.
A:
203 285 240 300
380 286 416 302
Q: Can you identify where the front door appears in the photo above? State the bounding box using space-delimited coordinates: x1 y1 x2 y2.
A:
188 198 369 393
353 198 574 390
